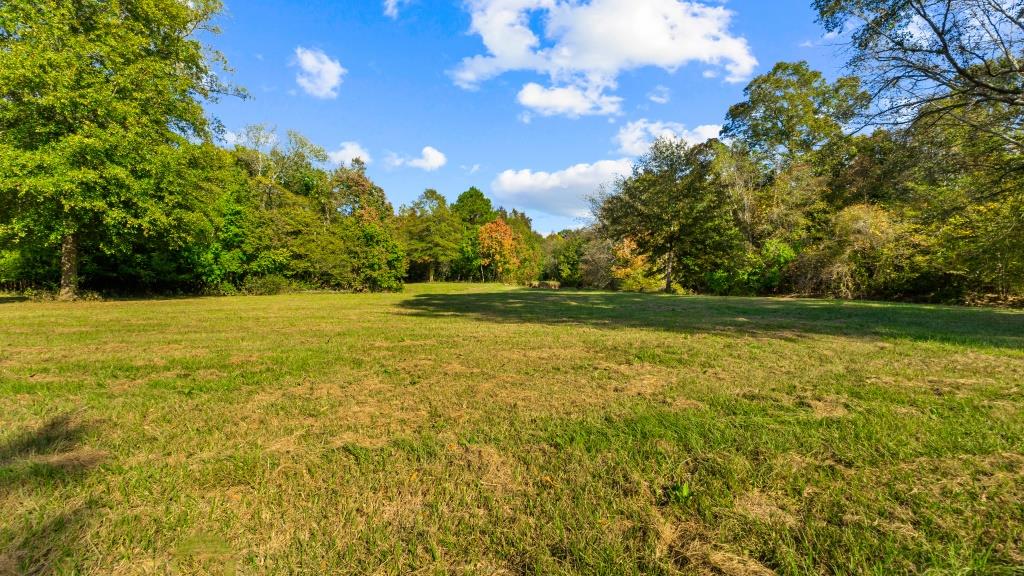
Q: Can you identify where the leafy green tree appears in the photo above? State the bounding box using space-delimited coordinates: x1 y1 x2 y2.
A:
596 138 744 292
349 222 407 292
278 132 330 206
232 124 282 209
449 187 498 281
400 190 462 282
330 159 394 223
548 232 585 287
452 187 497 226
723 61 868 167
0 0 235 299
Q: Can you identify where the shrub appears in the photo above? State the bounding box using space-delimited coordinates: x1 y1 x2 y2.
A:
241 275 295 295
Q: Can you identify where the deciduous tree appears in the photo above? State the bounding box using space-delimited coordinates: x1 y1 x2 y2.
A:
0 0 235 299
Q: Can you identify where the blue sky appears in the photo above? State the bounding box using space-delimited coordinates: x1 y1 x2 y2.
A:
206 0 845 233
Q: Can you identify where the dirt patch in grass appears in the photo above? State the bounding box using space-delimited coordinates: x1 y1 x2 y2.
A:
0 554 18 576
733 490 798 528
798 396 850 418
654 512 777 576
705 550 778 576
461 444 525 495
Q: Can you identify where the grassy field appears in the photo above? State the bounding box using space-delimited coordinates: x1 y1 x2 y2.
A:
1 284 1022 575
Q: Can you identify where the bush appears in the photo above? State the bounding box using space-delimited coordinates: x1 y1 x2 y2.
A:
0 250 21 287
351 223 406 292
203 281 240 297
612 239 663 293
241 275 295 295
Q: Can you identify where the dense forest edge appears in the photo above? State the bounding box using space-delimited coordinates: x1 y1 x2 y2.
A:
1 1 1021 304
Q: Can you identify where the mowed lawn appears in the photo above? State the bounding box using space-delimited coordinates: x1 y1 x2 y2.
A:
1 284 1022 575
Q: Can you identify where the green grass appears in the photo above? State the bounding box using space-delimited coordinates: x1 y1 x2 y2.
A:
1 284 1022 575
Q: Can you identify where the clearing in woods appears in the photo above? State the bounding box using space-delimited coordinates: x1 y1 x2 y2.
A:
1 283 1022 574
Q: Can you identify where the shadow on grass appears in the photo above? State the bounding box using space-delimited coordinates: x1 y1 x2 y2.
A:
400 289 1024 350
0 296 28 305
0 414 104 575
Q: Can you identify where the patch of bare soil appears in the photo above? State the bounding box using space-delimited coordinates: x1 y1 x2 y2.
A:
650 508 778 576
797 396 849 418
733 490 798 528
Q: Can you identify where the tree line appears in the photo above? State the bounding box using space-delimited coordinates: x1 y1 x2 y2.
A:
578 59 1023 301
1 0 1021 302
556 0 1024 302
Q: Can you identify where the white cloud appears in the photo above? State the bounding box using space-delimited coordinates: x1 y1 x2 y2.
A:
384 0 411 18
615 119 721 156
328 142 372 165
452 0 757 117
492 159 633 218
388 146 448 171
517 82 622 117
294 47 346 99
648 85 671 104
462 164 482 174
222 130 242 146
222 127 278 150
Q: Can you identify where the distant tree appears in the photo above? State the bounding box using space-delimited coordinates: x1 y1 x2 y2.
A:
579 231 616 290
723 61 868 167
551 233 586 287
232 124 281 209
279 132 330 203
449 187 498 281
452 187 497 226
401 189 462 282
330 159 394 223
503 209 544 284
349 221 407 292
478 218 520 282
0 0 236 299
829 130 918 206
596 138 744 292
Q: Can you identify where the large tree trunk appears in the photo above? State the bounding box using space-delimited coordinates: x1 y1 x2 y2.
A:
58 232 79 301
428 262 435 283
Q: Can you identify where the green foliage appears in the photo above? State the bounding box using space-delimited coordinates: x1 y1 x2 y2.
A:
241 274 296 296
400 190 462 282
587 56 1023 302
611 239 663 293
0 250 22 287
723 61 868 166
0 0 236 297
351 222 407 292
597 138 745 293
546 232 586 287
452 187 497 227
503 210 544 284
0 1 1019 303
